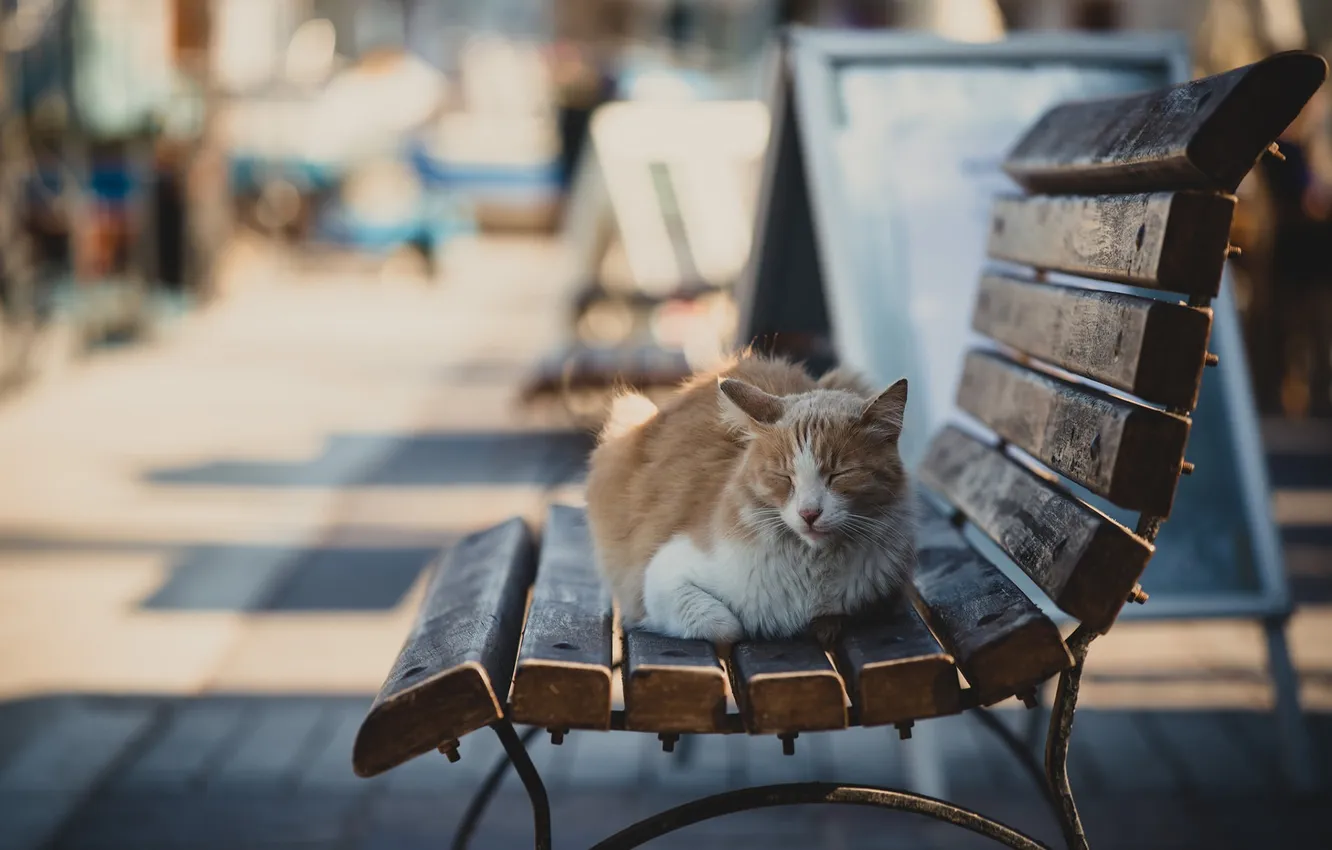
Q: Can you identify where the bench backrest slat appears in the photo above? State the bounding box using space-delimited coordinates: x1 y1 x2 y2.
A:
920 426 1153 633
353 518 536 777
957 351 1192 516
972 274 1213 410
912 498 1073 704
1004 52 1328 195
987 191 1235 296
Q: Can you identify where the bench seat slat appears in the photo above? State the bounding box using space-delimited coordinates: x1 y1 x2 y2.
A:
958 350 1192 516
510 506 614 730
920 427 1152 633
912 497 1072 706
623 631 729 732
987 191 1234 297
1003 52 1329 195
838 596 961 726
972 274 1212 410
353 518 536 777
731 640 847 734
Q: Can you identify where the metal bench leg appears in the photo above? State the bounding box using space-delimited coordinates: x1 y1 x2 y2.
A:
451 720 551 850
1044 625 1095 850
1264 617 1317 792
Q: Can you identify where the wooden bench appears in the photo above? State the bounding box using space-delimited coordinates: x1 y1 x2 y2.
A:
352 53 1327 850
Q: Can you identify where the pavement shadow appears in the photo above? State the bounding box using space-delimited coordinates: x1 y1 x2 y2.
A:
146 430 596 488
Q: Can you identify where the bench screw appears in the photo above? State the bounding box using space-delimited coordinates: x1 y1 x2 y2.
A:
659 733 679 753
1226 244 1242 258
1018 690 1039 710
779 732 798 756
1128 585 1149 604
896 721 914 740
438 739 461 763
1181 461 1195 475
548 728 567 746
1267 142 1286 161
1204 352 1219 367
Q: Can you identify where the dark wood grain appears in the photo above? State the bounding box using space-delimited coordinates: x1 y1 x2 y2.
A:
987 191 1235 297
1004 52 1328 195
729 640 847 734
919 427 1153 633
838 596 962 726
623 630 729 732
510 505 614 730
353 518 536 777
972 274 1213 410
957 350 1192 516
912 497 1072 706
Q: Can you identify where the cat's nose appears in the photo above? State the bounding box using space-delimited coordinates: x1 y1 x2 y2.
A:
799 508 823 528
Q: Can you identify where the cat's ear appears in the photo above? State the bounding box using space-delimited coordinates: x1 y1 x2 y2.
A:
860 379 907 442
719 378 784 430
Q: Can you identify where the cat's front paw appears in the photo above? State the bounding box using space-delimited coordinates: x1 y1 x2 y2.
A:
808 614 845 651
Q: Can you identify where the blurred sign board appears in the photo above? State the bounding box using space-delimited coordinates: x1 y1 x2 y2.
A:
736 30 1290 620
567 100 769 297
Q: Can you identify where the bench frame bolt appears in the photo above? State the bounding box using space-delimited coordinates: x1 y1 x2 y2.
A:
1267 142 1286 161
1018 690 1039 710
659 733 679 753
1181 461 1195 476
548 728 567 746
1129 585 1150 604
896 721 914 740
438 739 461 763
779 732 798 756
1205 352 1219 367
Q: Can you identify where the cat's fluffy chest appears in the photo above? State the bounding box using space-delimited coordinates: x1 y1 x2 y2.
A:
640 518 914 641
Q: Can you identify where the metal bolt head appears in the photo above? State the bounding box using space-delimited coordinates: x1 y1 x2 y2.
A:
658 733 678 753
438 739 461 763
1129 585 1150 604
896 721 914 740
1018 690 1039 710
1181 461 1195 475
548 728 566 746
1205 352 1219 367
1267 142 1287 161
779 733 798 756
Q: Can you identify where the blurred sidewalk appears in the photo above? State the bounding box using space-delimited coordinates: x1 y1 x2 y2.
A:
0 235 1328 848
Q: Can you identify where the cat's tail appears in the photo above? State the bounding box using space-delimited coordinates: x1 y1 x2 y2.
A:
600 390 658 443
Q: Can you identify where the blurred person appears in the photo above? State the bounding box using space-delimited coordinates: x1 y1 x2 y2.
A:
1256 85 1332 416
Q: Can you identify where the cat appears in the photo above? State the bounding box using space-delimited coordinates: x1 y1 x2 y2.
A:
585 355 914 645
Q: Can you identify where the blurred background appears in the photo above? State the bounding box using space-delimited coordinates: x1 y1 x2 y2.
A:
0 1 1330 848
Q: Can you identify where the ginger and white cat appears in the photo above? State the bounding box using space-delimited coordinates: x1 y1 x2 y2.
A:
586 355 914 644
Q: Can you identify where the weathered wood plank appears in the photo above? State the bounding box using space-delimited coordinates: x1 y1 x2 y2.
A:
510 505 614 730
911 497 1072 705
987 191 1235 296
729 640 847 734
623 630 728 733
919 427 1152 633
353 518 536 777
838 596 962 726
1005 52 1329 195
972 274 1213 410
958 350 1192 515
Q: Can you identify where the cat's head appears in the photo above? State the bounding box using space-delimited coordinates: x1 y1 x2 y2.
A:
719 377 909 550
